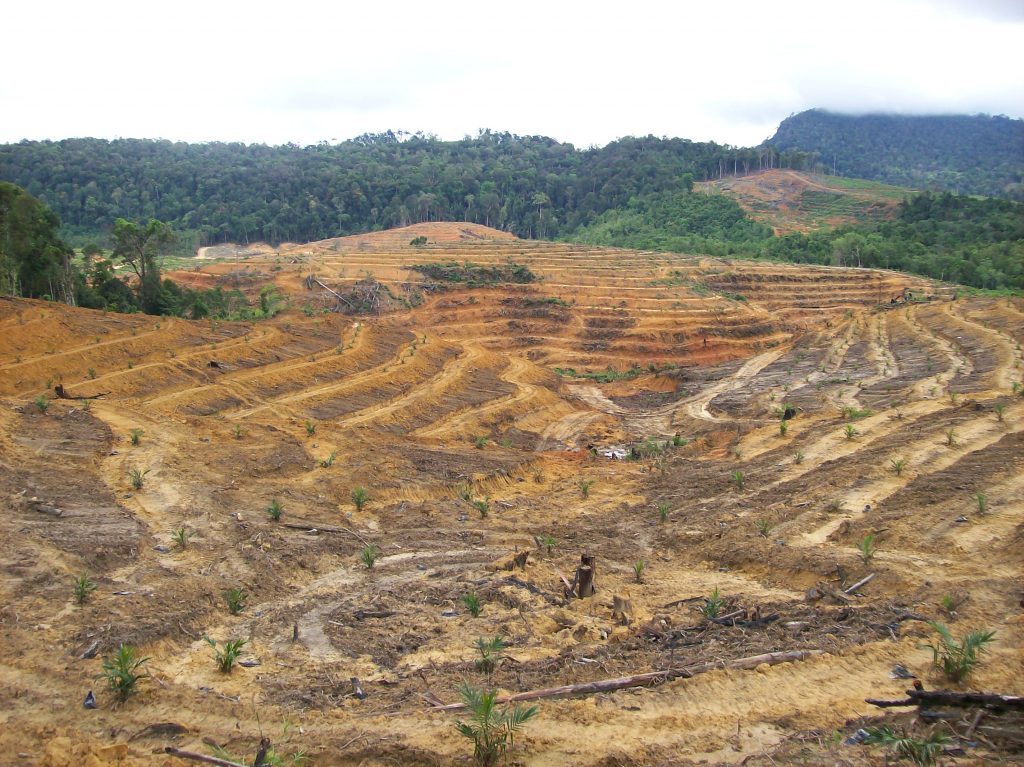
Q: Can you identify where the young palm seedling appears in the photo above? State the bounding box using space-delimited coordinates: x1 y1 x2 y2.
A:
778 420 788 437
857 533 877 564
171 527 190 550
351 486 369 511
319 450 337 468
994 403 1005 422
890 457 907 476
463 592 482 617
633 559 647 583
304 419 316 436
266 498 283 521
755 519 772 538
945 428 958 447
233 423 243 439
355 543 378 569
128 428 144 446
74 575 97 605
472 498 490 518
922 622 996 683
128 468 149 490
100 644 149 702
578 479 594 499
205 636 248 674
972 491 988 516
731 470 745 491
701 587 726 619
454 683 539 767
862 727 950 767
223 587 246 615
474 635 507 676
843 424 858 440
34 395 49 414
793 450 805 465
657 502 669 523
539 535 556 554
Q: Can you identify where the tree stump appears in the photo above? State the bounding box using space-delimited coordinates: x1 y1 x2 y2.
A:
576 554 596 598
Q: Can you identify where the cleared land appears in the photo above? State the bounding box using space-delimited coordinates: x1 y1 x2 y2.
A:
699 169 911 234
1 222 1021 766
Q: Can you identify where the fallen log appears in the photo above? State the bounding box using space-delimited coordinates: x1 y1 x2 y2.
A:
29 499 64 517
844 573 876 594
281 521 370 546
867 690 1024 711
428 649 823 711
54 384 108 400
163 747 249 767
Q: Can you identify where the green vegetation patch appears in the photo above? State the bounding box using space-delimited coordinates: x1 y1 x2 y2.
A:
408 261 537 287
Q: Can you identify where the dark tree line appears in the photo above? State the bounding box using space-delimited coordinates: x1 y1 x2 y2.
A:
0 132 820 249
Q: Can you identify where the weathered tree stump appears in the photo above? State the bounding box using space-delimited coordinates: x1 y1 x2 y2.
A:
576 554 596 598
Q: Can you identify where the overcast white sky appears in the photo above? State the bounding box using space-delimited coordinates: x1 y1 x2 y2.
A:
2 0 1021 148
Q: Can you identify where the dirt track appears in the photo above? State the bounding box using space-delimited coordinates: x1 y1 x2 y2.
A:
0 222 1021 766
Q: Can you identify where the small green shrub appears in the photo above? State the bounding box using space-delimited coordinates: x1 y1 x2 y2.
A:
633 560 646 583
862 726 950 766
474 435 489 449
463 592 482 617
34 395 49 413
539 535 556 554
843 424 859 440
206 636 247 674
474 635 507 676
755 520 772 538
304 420 316 436
578 479 594 498
778 420 788 437
223 587 246 615
100 644 149 702
841 406 872 420
857 533 876 564
921 621 995 683
128 468 149 490
319 450 337 468
457 483 473 501
793 450 805 465
472 499 490 517
890 457 906 476
731 470 745 491
360 543 379 568
351 486 369 511
657 503 669 523
128 428 144 446
171 527 190 550
701 587 725 618
74 575 97 605
266 498 283 521
454 683 539 767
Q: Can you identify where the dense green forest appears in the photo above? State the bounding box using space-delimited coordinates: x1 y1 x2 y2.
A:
574 190 1024 290
769 110 1024 200
0 133 816 249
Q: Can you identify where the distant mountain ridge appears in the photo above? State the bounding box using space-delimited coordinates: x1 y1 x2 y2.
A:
767 109 1023 200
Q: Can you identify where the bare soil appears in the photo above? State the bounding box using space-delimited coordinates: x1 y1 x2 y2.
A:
0 223 1020 766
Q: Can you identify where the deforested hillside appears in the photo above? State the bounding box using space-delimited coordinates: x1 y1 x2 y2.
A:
1 223 1021 766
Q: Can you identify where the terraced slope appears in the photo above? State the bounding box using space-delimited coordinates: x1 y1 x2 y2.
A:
699 170 910 234
0 224 1020 767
